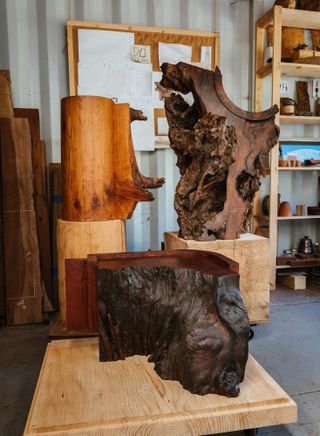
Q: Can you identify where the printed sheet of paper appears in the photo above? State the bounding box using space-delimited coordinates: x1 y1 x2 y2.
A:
78 28 154 150
131 45 151 64
158 42 192 66
118 97 154 151
78 29 134 65
200 46 212 70
157 117 169 136
152 71 165 108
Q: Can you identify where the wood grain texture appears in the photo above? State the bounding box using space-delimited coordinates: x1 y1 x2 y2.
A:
97 250 249 397
0 148 4 319
296 81 311 113
57 219 126 327
0 70 14 118
266 25 304 61
161 63 279 240
0 118 42 324
14 108 52 305
164 232 269 324
24 338 297 436
61 96 164 221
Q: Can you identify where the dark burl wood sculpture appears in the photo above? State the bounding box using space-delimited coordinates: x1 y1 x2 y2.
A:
160 62 279 240
98 250 250 397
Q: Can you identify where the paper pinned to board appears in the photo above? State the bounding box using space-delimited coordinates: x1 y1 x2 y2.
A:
157 117 169 136
158 42 192 66
131 45 151 63
200 46 212 70
118 96 154 151
152 71 165 108
78 29 134 65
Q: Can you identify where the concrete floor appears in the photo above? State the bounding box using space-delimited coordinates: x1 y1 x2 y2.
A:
0 283 319 436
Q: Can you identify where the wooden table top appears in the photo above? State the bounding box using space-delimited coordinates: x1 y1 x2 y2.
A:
24 338 296 435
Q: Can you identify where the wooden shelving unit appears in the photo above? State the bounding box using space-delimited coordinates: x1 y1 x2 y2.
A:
255 5 320 289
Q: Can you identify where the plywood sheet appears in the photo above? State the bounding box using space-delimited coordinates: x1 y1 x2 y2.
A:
164 232 269 324
24 338 297 435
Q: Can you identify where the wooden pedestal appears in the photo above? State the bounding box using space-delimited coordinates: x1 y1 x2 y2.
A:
56 219 126 329
24 338 297 436
164 232 270 324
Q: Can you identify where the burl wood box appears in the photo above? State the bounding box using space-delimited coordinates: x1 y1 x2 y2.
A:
164 232 270 324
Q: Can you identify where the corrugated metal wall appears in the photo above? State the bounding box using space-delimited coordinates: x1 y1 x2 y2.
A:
0 0 253 251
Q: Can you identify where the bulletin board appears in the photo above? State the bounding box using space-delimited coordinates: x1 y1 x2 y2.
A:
67 20 219 150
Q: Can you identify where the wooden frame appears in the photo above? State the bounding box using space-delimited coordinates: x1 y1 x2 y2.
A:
254 5 320 289
67 20 219 96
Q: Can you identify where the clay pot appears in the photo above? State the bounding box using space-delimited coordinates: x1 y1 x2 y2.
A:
278 201 292 217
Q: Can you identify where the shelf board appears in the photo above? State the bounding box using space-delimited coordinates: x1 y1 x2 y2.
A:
279 167 320 171
256 63 272 78
281 62 320 78
280 137 320 143
282 7 320 30
277 215 320 220
257 62 320 79
276 264 316 270
253 215 269 221
280 115 320 125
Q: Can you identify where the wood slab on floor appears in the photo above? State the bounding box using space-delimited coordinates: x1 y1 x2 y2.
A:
24 338 297 436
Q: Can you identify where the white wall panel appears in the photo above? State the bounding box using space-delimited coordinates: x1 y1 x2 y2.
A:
0 0 253 251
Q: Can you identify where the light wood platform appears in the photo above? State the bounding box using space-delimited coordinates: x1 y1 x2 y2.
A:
164 232 270 324
24 338 296 436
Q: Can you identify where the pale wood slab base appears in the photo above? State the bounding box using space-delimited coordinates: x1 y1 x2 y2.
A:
164 232 270 324
57 219 126 327
24 338 296 436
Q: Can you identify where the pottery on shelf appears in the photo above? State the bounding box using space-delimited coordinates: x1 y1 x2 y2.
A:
278 201 292 217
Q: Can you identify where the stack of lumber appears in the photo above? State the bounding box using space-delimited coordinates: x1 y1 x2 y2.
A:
0 70 52 324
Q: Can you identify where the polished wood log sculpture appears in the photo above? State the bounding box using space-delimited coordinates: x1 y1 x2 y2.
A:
160 62 279 240
97 250 250 397
61 96 164 221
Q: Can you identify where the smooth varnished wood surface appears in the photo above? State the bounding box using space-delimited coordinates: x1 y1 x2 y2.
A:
164 232 269 324
24 338 297 436
61 97 163 221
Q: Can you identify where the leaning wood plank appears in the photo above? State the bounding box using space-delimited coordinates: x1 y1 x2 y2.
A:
0 70 14 117
0 147 5 318
14 109 53 305
24 338 297 436
0 118 42 324
49 163 62 310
